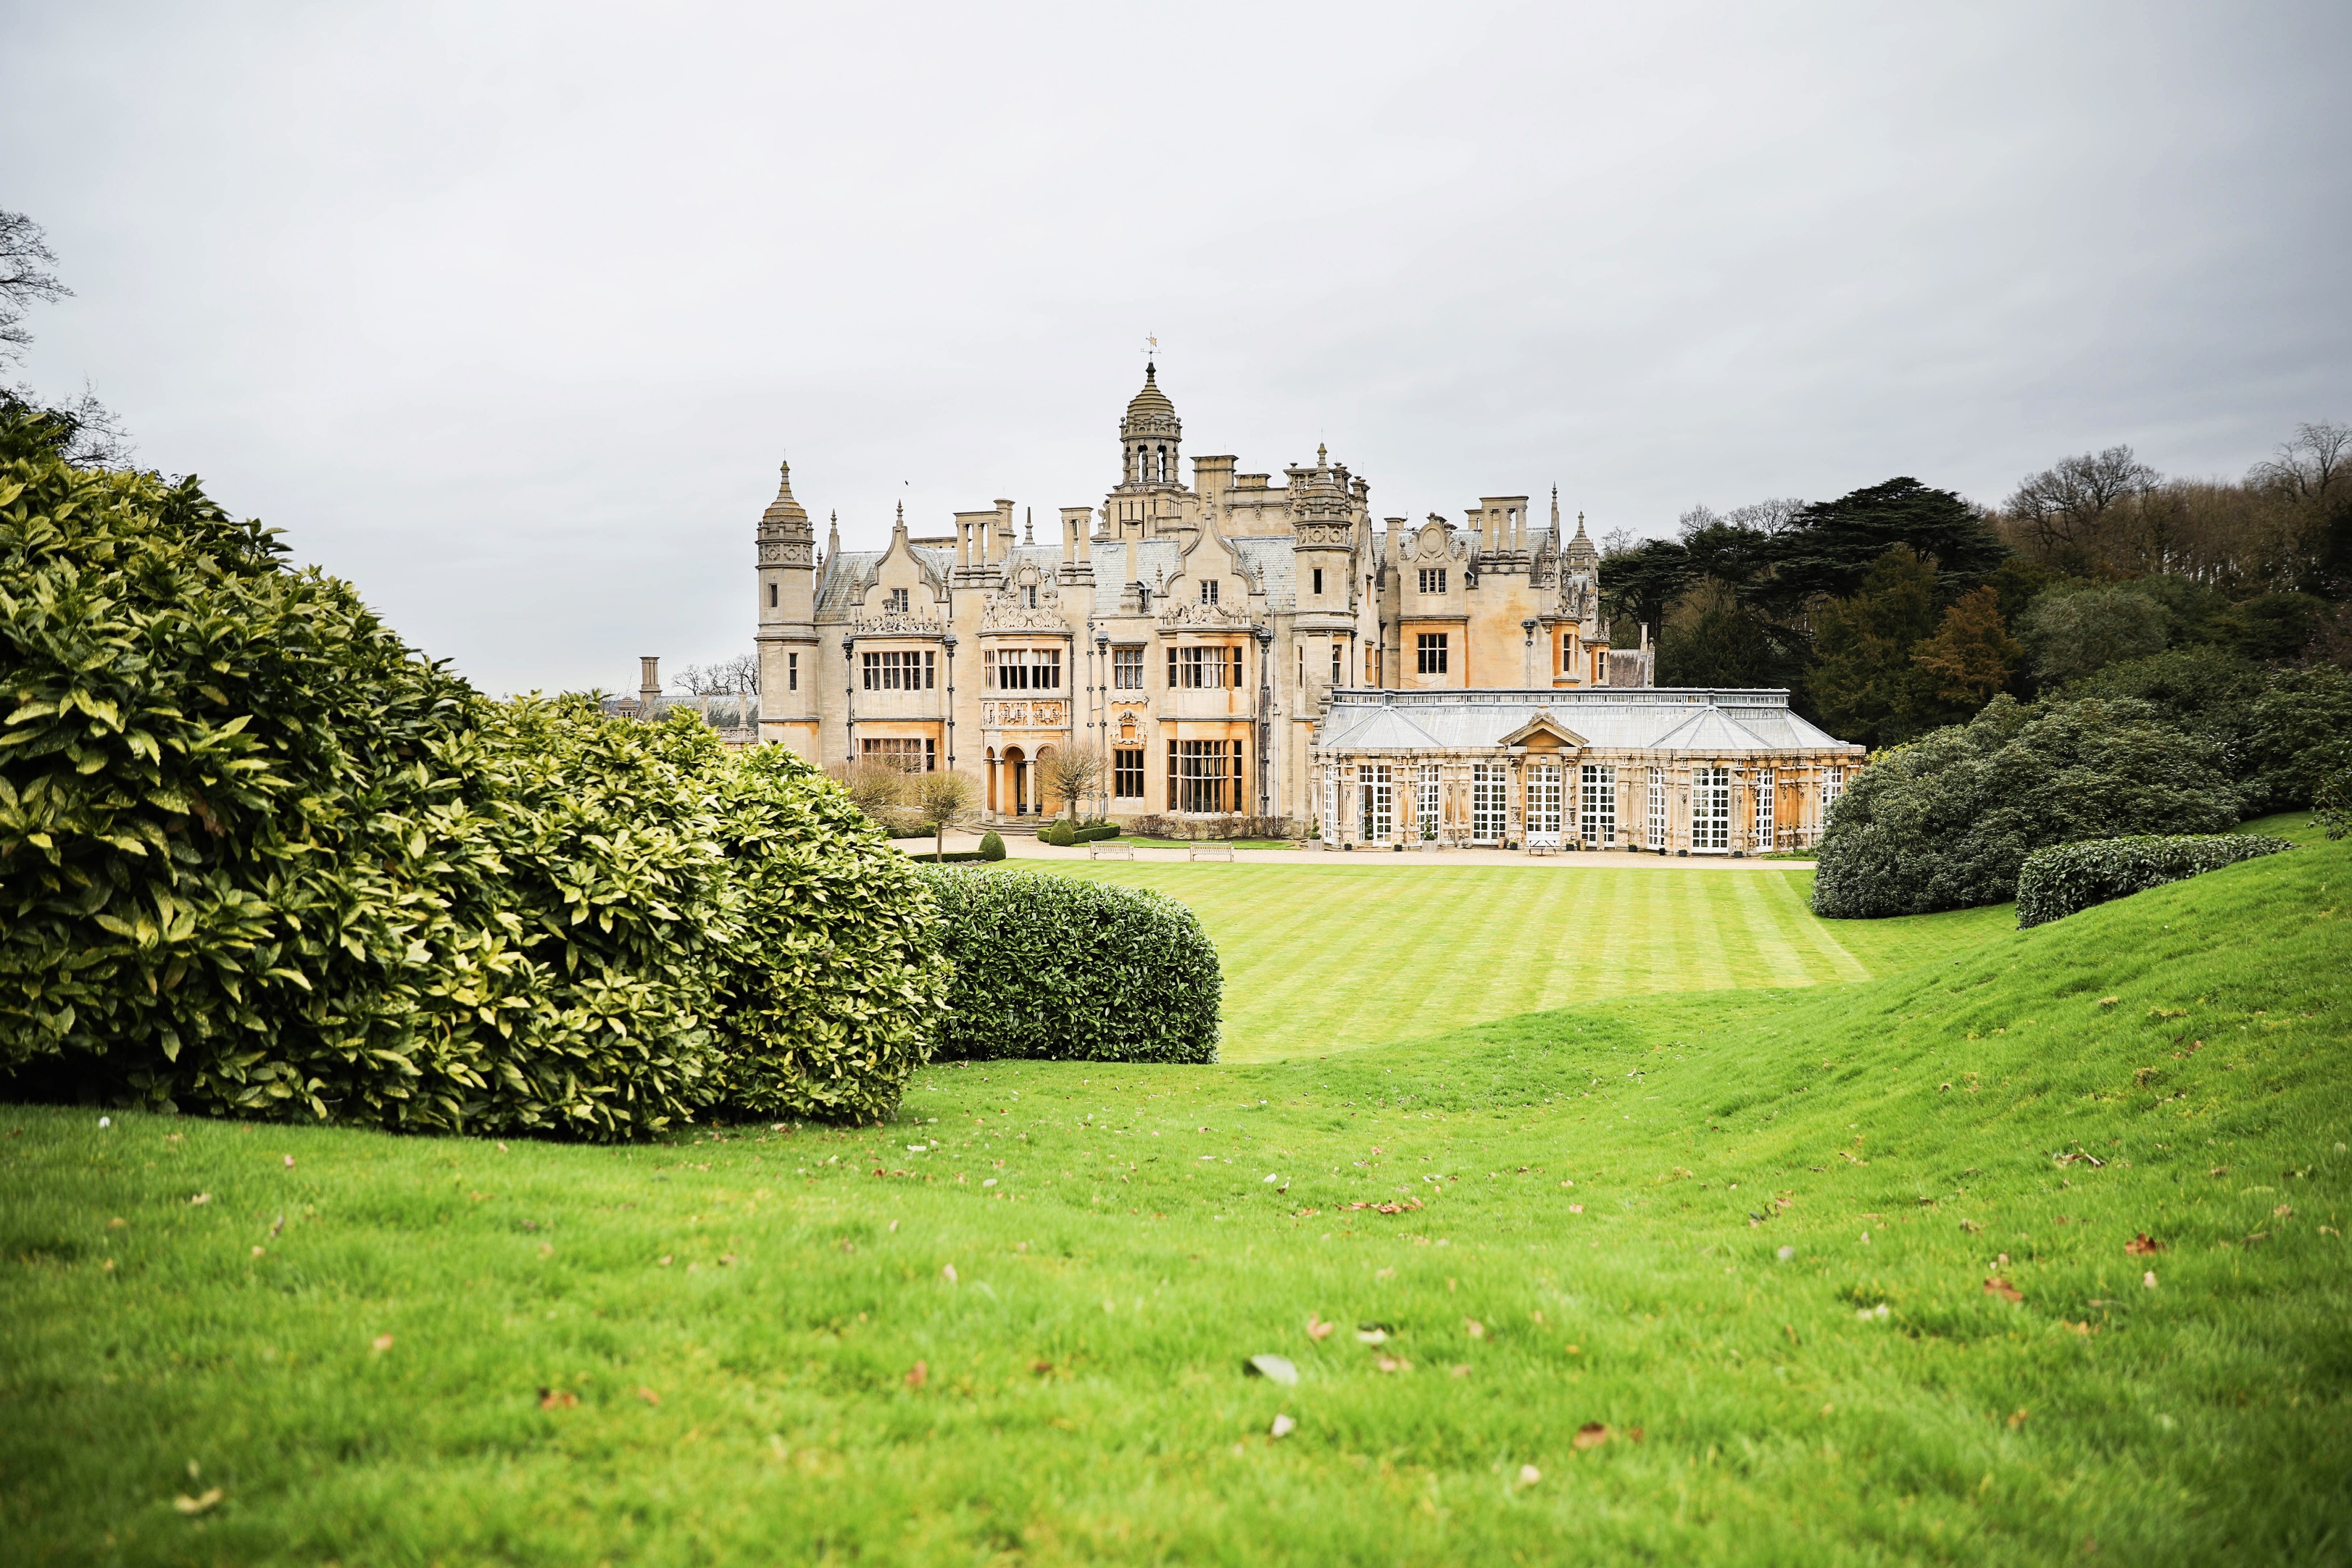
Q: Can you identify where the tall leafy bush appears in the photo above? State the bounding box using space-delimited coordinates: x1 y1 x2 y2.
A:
0 404 939 1135
1811 696 2240 917
919 867 1219 1064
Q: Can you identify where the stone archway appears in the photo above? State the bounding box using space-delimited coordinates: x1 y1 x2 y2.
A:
1002 745 1028 818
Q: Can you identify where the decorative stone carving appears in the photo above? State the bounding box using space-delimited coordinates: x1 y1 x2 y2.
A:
759 539 813 567
851 611 947 637
1292 522 1352 548
1155 601 1257 632
981 700 1068 729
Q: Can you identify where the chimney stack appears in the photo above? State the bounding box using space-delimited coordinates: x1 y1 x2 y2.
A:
638 656 661 716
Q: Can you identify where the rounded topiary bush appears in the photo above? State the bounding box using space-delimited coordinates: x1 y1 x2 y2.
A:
978 830 1006 862
918 867 1220 1063
704 744 946 1122
1039 817 1076 847
2014 834 2294 928
1812 696 2241 918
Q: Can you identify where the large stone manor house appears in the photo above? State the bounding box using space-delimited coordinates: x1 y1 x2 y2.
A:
752 364 1862 851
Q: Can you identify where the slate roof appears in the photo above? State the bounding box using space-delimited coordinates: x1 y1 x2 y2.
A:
1316 688 1863 756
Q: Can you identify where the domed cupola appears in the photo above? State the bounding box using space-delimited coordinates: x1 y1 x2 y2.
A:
1117 362 1183 489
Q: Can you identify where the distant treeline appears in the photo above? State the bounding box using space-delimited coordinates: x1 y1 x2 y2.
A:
1600 422 2351 748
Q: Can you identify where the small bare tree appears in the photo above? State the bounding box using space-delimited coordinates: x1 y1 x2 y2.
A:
2004 445 2160 562
0 209 68 364
828 759 916 833
1038 748 1105 821
912 770 980 862
2251 421 2352 506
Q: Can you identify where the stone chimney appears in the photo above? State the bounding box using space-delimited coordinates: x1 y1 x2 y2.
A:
639 656 661 716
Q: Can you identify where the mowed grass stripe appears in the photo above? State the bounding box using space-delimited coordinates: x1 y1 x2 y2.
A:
1044 862 1963 1061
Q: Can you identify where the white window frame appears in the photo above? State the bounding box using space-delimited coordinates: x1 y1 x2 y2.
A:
1471 763 1508 843
1526 763 1563 847
1416 764 1440 842
1645 766 1669 850
1579 762 1617 846
1753 767 1776 850
1359 764 1394 843
1821 764 1846 826
1693 765 1731 851
1322 767 1339 845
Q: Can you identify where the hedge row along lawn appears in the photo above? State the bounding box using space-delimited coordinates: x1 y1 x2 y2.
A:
4 832 2346 1564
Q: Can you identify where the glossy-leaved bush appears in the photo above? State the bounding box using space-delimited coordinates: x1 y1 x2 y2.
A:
0 402 937 1135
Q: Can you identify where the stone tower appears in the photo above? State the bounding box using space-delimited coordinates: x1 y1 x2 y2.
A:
754 460 820 756
1110 362 1184 536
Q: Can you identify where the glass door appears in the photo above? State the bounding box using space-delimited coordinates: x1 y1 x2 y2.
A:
1526 763 1563 847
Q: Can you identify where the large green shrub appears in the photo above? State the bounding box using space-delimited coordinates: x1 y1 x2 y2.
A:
1811 696 2241 917
1038 817 1076 847
2014 833 2293 927
0 404 938 1135
2066 652 2352 814
978 830 1006 862
918 867 1219 1064
704 744 945 1122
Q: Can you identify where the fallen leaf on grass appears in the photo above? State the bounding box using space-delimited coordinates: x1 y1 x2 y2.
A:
1246 1354 1299 1385
718 1252 737 1267
941 1264 957 1284
2274 1204 2294 1219
2007 1409 2029 1430
1374 1356 1412 1374
657 1256 672 1267
1464 1319 1486 1340
107 1217 125 1230
1450 1364 1472 1377
2125 1233 2164 1256
636 1387 660 1406
1031 1359 1054 1375
188 1193 209 1206
1305 1314 1334 1341
1518 1464 1541 1485
905 1361 928 1388
1269 1412 1296 1439
370 1335 394 1353
539 1388 578 1409
1355 1326 1389 1345
1984 1277 2024 1304
1567 1204 1584 1214
173 1488 224 1516
250 1246 264 1259
1573 1422 1611 1451
2143 1271 2158 1289
1959 1219 1982 1233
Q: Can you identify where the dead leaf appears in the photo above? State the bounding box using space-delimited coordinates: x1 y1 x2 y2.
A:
107 1217 126 1230
173 1488 224 1516
538 1388 578 1409
636 1386 660 1406
1464 1319 1486 1340
250 1245 265 1259
942 1263 957 1284
2274 1204 2293 1219
370 1334 394 1353
1269 1412 1296 1439
2143 1271 2158 1288
188 1193 209 1206
1247 1354 1299 1385
1374 1356 1411 1373
282 1155 294 1169
1355 1326 1389 1345
2007 1409 2029 1430
1568 1204 1585 1214
1959 1219 1982 1233
1031 1359 1054 1375
2124 1233 2164 1256
1627 1426 1645 1443
1306 1314 1334 1341
657 1255 673 1267
1518 1464 1541 1485
718 1252 737 1267
1984 1277 2024 1304
2098 996 2119 1006
1573 1422 1611 1451
905 1361 928 1388
1450 1364 1472 1377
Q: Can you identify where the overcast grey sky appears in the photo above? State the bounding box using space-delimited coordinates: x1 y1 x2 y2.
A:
4 2 2347 693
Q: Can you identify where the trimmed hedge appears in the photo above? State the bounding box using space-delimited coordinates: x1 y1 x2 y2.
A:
978 830 1006 862
1811 696 2241 918
918 867 1220 1063
2015 834 2293 928
1038 818 1076 846
0 401 939 1135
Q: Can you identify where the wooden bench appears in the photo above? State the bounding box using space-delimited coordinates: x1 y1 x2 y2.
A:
1088 843 1135 860
1188 842 1235 862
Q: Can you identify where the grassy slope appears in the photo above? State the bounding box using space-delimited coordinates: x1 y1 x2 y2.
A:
1039 861 2014 1061
4 843 2348 1564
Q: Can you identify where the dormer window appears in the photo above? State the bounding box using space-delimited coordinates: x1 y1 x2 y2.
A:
1024 585 1038 608
885 587 909 613
1418 567 1447 595
1200 580 1219 606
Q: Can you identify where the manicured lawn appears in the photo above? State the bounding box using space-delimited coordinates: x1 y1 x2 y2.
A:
1036 861 2016 1062
5 841 2347 1564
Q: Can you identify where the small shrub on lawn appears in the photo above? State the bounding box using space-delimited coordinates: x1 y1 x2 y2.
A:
918 867 1219 1063
1038 818 1076 846
2014 833 2293 927
1812 695 2240 917
978 830 1006 862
